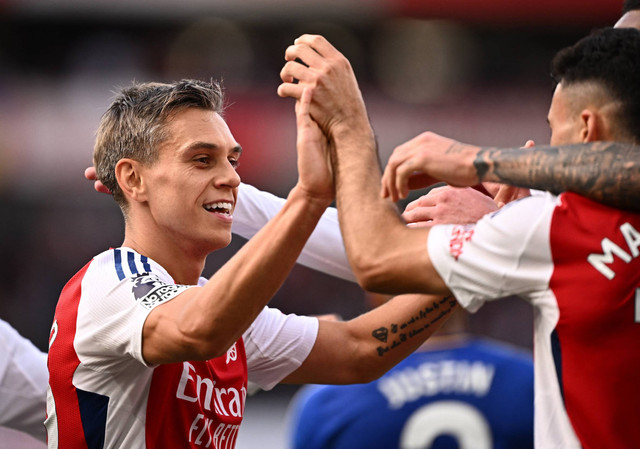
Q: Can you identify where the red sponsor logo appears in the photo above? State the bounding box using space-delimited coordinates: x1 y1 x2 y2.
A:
449 225 474 260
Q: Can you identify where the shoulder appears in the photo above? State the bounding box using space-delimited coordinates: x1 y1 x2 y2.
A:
480 192 557 227
74 248 184 317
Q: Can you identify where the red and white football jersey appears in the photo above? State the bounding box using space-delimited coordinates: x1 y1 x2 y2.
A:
428 192 640 449
45 247 317 448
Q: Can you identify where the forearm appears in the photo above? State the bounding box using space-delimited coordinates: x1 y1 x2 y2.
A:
332 127 439 293
475 142 640 211
234 183 356 282
332 127 398 286
349 294 458 382
286 294 457 384
205 186 327 337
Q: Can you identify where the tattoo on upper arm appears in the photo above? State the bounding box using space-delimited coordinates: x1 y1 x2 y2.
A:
373 296 457 357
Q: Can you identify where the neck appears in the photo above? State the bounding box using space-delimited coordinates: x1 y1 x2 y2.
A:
122 221 208 285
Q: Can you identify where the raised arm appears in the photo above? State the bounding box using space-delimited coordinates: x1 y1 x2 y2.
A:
381 131 640 212
142 89 335 364
278 35 447 295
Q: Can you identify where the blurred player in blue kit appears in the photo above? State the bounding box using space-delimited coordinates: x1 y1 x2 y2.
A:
287 297 533 449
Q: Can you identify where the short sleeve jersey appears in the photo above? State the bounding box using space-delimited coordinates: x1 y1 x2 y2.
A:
288 338 534 449
428 192 640 449
0 319 48 440
45 247 318 449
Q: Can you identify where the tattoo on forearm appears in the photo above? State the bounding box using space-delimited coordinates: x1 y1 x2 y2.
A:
473 151 491 181
476 142 640 212
373 296 457 357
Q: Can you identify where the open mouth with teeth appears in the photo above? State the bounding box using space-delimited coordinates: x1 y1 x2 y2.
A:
203 202 233 216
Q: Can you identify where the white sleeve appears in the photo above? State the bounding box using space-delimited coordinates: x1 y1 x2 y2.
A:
243 307 319 391
233 183 356 282
0 319 48 441
428 194 556 312
77 265 194 371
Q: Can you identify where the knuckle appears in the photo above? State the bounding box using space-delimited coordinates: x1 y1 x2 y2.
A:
285 45 295 56
420 131 435 141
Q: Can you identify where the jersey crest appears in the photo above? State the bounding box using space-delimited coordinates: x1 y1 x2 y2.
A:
131 272 191 309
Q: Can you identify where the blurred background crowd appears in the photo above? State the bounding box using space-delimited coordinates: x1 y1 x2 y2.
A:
0 0 624 447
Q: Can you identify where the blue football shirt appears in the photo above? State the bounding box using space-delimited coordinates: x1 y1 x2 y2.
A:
288 338 533 449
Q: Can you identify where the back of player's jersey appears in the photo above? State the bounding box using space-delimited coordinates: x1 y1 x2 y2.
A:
548 192 640 449
288 338 533 449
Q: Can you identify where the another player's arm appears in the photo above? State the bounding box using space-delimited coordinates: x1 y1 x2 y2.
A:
284 293 456 384
382 133 640 212
332 134 445 293
474 141 640 212
278 35 446 294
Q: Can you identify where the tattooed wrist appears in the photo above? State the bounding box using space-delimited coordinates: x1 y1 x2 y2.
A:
472 142 640 212
473 149 491 182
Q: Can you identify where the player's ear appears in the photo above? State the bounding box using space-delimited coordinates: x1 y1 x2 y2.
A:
580 109 601 143
115 158 148 203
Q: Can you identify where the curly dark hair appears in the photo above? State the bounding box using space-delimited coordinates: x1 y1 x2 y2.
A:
623 0 640 13
551 27 640 143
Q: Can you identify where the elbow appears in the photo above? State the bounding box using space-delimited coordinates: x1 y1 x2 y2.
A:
354 267 389 294
177 334 226 362
348 246 387 292
350 255 401 295
342 352 389 384
346 228 412 294
338 337 393 384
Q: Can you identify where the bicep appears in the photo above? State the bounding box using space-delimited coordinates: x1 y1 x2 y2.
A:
141 287 207 365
